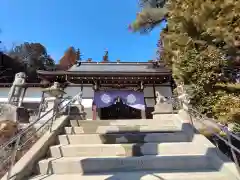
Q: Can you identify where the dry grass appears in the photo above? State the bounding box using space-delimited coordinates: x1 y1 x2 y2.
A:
0 123 47 178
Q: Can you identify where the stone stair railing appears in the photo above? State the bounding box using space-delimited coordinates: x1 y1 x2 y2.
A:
0 93 82 180
149 94 240 176
177 98 240 176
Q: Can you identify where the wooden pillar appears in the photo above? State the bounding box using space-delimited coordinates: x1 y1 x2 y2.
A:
153 83 157 105
141 109 146 119
92 104 97 120
141 85 146 119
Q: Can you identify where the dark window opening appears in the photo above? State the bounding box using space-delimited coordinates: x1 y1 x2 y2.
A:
100 99 141 120
145 107 154 119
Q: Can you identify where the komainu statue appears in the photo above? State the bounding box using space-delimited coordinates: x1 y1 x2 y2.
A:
177 84 190 105
42 82 66 116
152 91 173 115
42 82 66 98
155 91 167 104
8 72 26 105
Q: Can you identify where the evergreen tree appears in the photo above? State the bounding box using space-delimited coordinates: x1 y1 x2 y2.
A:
130 0 240 125
8 42 55 82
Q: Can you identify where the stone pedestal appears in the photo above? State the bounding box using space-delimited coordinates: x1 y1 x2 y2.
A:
152 103 173 121
141 109 146 119
84 107 93 120
95 108 101 120
0 104 30 123
178 108 192 123
68 104 87 120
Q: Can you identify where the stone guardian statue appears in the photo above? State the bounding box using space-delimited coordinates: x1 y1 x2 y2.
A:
155 91 167 104
8 72 26 105
153 91 173 114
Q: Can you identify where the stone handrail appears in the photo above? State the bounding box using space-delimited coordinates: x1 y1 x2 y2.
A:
0 92 83 180
177 99 240 175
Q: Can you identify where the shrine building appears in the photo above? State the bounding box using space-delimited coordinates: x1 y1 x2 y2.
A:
37 60 173 120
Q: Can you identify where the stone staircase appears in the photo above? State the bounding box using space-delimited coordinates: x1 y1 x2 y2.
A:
29 117 239 180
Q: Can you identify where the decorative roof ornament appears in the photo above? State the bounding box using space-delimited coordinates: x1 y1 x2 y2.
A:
102 49 109 62
87 58 92 62
76 48 81 60
93 80 99 90
75 48 82 67
140 81 144 90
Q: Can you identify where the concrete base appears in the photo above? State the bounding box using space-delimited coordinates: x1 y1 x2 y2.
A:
0 104 30 123
29 171 236 180
50 142 209 158
70 118 178 128
84 108 93 120
38 155 213 174
58 132 189 145
152 113 175 121
65 125 182 134
153 104 173 114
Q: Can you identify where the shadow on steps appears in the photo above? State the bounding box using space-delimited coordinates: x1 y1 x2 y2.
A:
38 147 236 180
30 121 239 180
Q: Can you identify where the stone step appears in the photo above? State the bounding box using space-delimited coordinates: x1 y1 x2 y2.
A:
50 142 208 158
58 132 189 145
70 119 179 127
38 154 213 174
29 171 235 180
65 125 182 134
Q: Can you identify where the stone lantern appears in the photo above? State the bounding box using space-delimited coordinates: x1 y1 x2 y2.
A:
34 82 66 130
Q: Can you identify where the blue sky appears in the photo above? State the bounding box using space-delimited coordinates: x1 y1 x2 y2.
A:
0 0 165 62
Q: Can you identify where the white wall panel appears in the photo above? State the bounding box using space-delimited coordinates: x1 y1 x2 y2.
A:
82 86 94 98
0 88 10 98
0 97 42 103
65 86 94 98
65 98 93 108
65 87 81 97
145 98 155 107
143 86 154 97
25 87 43 98
0 87 94 107
155 86 172 97
82 99 93 108
0 87 43 102
160 82 171 85
0 87 43 98
0 87 42 99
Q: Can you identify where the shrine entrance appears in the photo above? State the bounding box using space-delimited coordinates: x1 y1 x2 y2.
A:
100 98 141 120
93 90 145 120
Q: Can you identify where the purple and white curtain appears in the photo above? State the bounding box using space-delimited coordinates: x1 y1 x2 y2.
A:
94 90 145 110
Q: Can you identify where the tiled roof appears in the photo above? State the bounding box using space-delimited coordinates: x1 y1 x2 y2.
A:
67 62 170 73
